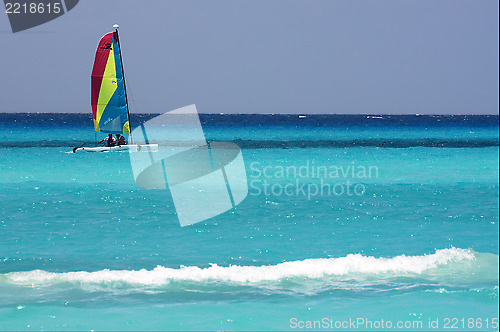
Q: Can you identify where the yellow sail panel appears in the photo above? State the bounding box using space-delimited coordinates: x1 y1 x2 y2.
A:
95 50 117 126
123 121 130 134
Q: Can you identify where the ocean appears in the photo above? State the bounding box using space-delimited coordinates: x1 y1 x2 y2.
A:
0 113 498 331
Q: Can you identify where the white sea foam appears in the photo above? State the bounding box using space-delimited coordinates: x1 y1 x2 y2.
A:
4 248 490 288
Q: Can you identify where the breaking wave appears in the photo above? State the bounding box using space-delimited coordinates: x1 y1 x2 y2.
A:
3 248 497 290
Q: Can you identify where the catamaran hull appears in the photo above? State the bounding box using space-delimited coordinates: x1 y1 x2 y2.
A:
74 144 158 153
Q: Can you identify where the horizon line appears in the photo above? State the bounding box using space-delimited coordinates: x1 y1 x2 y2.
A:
0 112 498 116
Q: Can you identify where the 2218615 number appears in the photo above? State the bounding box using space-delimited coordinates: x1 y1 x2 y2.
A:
5 2 61 14
443 318 498 329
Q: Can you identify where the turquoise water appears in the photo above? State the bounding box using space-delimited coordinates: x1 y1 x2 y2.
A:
0 114 498 331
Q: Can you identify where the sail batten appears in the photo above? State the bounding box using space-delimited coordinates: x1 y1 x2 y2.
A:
91 31 130 134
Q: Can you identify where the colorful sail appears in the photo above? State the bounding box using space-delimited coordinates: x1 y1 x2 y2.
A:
91 31 130 134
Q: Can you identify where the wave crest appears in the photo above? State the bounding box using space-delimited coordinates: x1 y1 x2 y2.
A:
5 248 488 287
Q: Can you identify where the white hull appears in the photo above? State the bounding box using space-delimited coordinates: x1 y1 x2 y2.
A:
74 144 158 153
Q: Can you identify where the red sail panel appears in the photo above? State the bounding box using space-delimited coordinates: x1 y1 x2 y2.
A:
91 32 113 130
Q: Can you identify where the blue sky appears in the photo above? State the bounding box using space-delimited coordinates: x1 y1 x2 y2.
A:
0 0 498 114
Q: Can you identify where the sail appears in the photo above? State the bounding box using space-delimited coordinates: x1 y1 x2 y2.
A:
91 32 130 134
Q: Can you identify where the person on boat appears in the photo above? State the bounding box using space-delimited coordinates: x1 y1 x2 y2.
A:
98 134 116 147
115 134 127 146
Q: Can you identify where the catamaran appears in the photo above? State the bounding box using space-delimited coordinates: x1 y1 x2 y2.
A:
74 24 157 153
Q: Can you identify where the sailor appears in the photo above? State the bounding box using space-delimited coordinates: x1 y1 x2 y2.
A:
116 134 126 146
98 134 115 147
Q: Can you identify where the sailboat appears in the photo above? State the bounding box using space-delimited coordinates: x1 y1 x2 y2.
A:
74 24 157 153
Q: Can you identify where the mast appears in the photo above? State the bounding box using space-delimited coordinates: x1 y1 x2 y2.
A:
113 24 133 144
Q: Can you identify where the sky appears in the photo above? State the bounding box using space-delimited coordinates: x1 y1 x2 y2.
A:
0 0 498 114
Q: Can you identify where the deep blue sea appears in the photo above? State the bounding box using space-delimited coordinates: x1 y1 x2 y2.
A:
0 113 498 331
